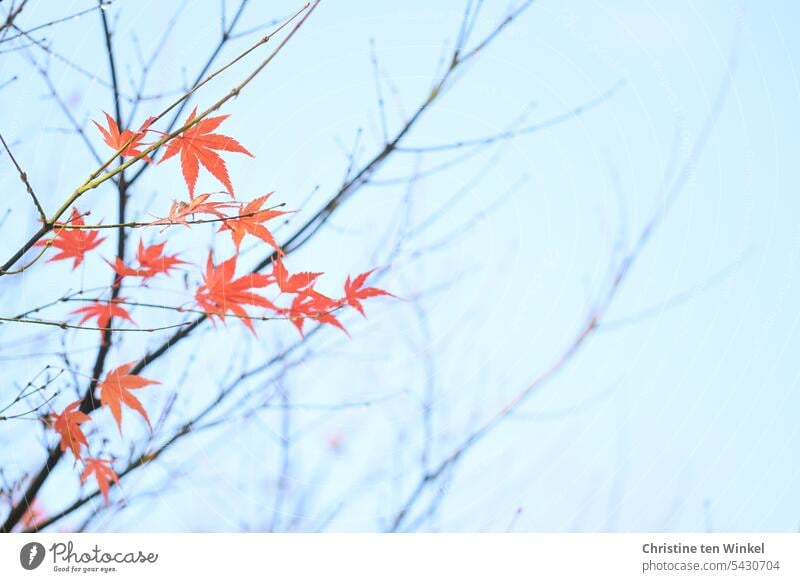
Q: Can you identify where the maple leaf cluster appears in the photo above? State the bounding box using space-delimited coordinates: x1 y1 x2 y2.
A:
35 107 392 511
196 253 392 336
47 362 158 508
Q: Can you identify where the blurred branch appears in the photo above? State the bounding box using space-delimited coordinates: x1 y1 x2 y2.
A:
388 43 738 531
395 80 624 154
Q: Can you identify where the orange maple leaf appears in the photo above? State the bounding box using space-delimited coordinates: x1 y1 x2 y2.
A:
108 240 186 280
151 193 236 226
135 240 185 275
344 269 392 316
71 299 135 329
93 112 154 160
272 255 321 294
97 362 160 431
195 253 276 333
218 193 287 252
283 288 348 337
34 208 105 269
159 108 253 195
49 400 90 459
80 457 120 506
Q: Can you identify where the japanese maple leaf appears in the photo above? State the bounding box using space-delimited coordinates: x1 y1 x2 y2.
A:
71 298 135 329
80 457 120 506
344 269 392 316
284 289 347 337
159 107 253 195
109 240 186 280
93 112 154 160
49 400 90 459
151 193 235 226
218 193 287 252
34 208 105 269
136 240 185 275
272 255 321 294
97 362 160 431
108 257 146 279
195 253 276 333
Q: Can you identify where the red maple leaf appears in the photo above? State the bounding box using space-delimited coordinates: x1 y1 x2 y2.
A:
135 240 185 274
218 193 287 252
344 269 392 316
151 193 236 226
80 457 120 506
108 257 146 280
93 112 154 160
272 255 321 294
159 108 253 195
71 299 135 330
49 400 90 459
283 289 347 337
195 253 276 333
109 240 186 280
34 208 105 269
97 362 160 431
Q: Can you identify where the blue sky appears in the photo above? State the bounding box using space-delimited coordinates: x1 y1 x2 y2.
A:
1 0 799 532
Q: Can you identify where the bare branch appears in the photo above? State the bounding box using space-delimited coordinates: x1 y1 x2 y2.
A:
0 132 47 221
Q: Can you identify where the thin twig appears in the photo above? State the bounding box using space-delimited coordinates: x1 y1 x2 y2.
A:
0 132 47 221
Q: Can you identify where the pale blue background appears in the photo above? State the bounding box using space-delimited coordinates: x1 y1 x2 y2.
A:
0 0 799 531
